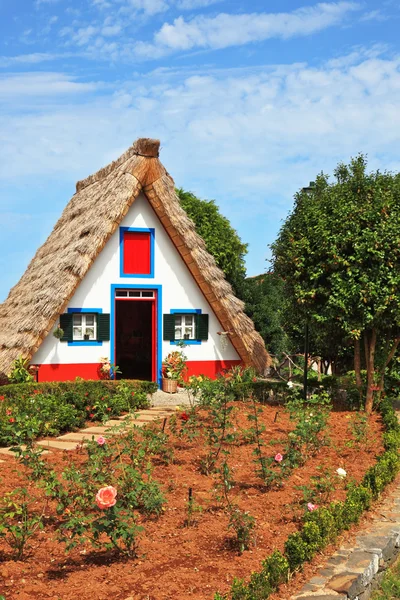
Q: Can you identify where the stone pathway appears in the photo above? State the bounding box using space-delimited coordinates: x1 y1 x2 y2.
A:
0 404 181 455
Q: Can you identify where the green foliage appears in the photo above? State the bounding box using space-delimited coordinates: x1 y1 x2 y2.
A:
243 274 289 354
371 555 400 600
176 188 248 297
14 425 168 558
272 156 400 407
8 356 34 384
0 379 152 446
0 487 45 559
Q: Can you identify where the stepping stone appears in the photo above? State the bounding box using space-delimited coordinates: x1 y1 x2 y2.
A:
81 426 111 434
103 419 129 427
57 432 96 442
37 440 79 451
0 446 50 457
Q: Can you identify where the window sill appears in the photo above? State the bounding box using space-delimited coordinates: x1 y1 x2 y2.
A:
170 340 202 346
67 341 103 346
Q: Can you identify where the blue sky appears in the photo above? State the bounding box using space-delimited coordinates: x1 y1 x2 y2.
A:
0 0 399 301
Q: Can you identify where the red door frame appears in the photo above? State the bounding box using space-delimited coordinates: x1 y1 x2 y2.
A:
114 294 156 381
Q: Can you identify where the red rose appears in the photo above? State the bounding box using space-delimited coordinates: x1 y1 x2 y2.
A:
0 396 5 401
9 418 15 423
180 412 189 421
90 413 95 419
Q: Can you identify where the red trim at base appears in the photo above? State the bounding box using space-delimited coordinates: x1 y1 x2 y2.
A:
185 360 242 379
37 364 101 382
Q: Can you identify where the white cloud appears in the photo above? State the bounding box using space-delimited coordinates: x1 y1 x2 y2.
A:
34 0 60 6
175 0 224 9
0 72 100 98
136 2 361 56
360 9 389 22
2 48 400 285
0 53 64 67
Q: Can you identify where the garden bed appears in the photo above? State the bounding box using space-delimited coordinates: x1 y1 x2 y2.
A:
0 399 385 600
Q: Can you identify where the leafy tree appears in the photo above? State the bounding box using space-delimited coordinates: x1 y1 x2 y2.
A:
243 273 289 355
272 155 400 413
176 189 248 298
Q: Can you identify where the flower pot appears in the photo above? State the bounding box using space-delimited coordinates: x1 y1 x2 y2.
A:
162 378 178 394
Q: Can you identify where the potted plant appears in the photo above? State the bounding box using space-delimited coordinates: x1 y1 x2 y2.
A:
162 349 187 393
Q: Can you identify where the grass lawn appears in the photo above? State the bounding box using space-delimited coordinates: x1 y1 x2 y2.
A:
372 557 400 600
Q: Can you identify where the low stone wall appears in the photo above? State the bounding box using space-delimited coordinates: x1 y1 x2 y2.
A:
292 484 400 600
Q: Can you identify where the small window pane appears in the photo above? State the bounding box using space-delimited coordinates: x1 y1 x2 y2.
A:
116 291 128 297
175 316 182 326
73 326 83 339
129 291 141 297
85 315 95 326
184 327 193 339
175 327 182 339
73 314 82 326
84 327 95 339
184 315 194 326
142 291 153 297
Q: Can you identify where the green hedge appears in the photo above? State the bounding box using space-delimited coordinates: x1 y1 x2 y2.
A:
0 379 157 447
215 397 400 599
1 379 158 399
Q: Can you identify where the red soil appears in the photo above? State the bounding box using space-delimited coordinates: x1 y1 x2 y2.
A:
0 404 384 600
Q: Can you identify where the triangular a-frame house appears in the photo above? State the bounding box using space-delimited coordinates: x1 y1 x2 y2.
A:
0 138 270 383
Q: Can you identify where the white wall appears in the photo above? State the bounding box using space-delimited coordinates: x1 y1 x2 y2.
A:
32 193 240 367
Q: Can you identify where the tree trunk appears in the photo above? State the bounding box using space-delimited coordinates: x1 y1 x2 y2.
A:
354 338 363 405
377 334 400 402
364 328 377 414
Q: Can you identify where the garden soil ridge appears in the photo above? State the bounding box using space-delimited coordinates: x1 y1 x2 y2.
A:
0 402 386 600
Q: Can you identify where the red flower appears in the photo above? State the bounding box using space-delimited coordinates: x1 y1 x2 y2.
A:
0 396 5 401
252 377 257 382
180 412 189 421
89 413 95 419
6 409 12 416
86 406 91 411
107 407 111 412
9 418 15 423
33 389 40 394
85 392 89 397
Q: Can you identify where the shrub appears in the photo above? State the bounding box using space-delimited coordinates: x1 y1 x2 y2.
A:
0 379 154 447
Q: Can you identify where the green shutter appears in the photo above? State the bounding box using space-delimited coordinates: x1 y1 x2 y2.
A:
163 314 175 341
196 314 209 341
97 314 110 341
60 313 73 342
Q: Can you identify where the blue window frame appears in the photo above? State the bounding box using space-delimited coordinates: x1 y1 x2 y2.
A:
170 309 202 345
119 227 155 278
67 308 103 346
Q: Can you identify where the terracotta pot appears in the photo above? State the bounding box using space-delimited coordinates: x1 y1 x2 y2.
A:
162 378 178 393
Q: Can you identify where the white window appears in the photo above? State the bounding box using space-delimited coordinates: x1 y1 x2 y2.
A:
174 314 195 340
72 313 97 341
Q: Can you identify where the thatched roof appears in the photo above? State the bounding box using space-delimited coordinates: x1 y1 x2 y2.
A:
0 138 270 378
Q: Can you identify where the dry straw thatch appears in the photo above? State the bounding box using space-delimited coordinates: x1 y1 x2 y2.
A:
0 138 270 379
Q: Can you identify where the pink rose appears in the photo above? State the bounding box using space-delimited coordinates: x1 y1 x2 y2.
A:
97 436 106 446
96 486 117 510
274 453 283 463
307 502 318 512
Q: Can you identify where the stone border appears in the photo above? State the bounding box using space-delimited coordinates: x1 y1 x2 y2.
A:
292 481 400 600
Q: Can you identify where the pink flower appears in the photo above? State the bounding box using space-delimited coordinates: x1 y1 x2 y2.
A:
274 453 283 463
6 409 12 416
307 502 318 512
97 436 106 446
96 486 117 510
